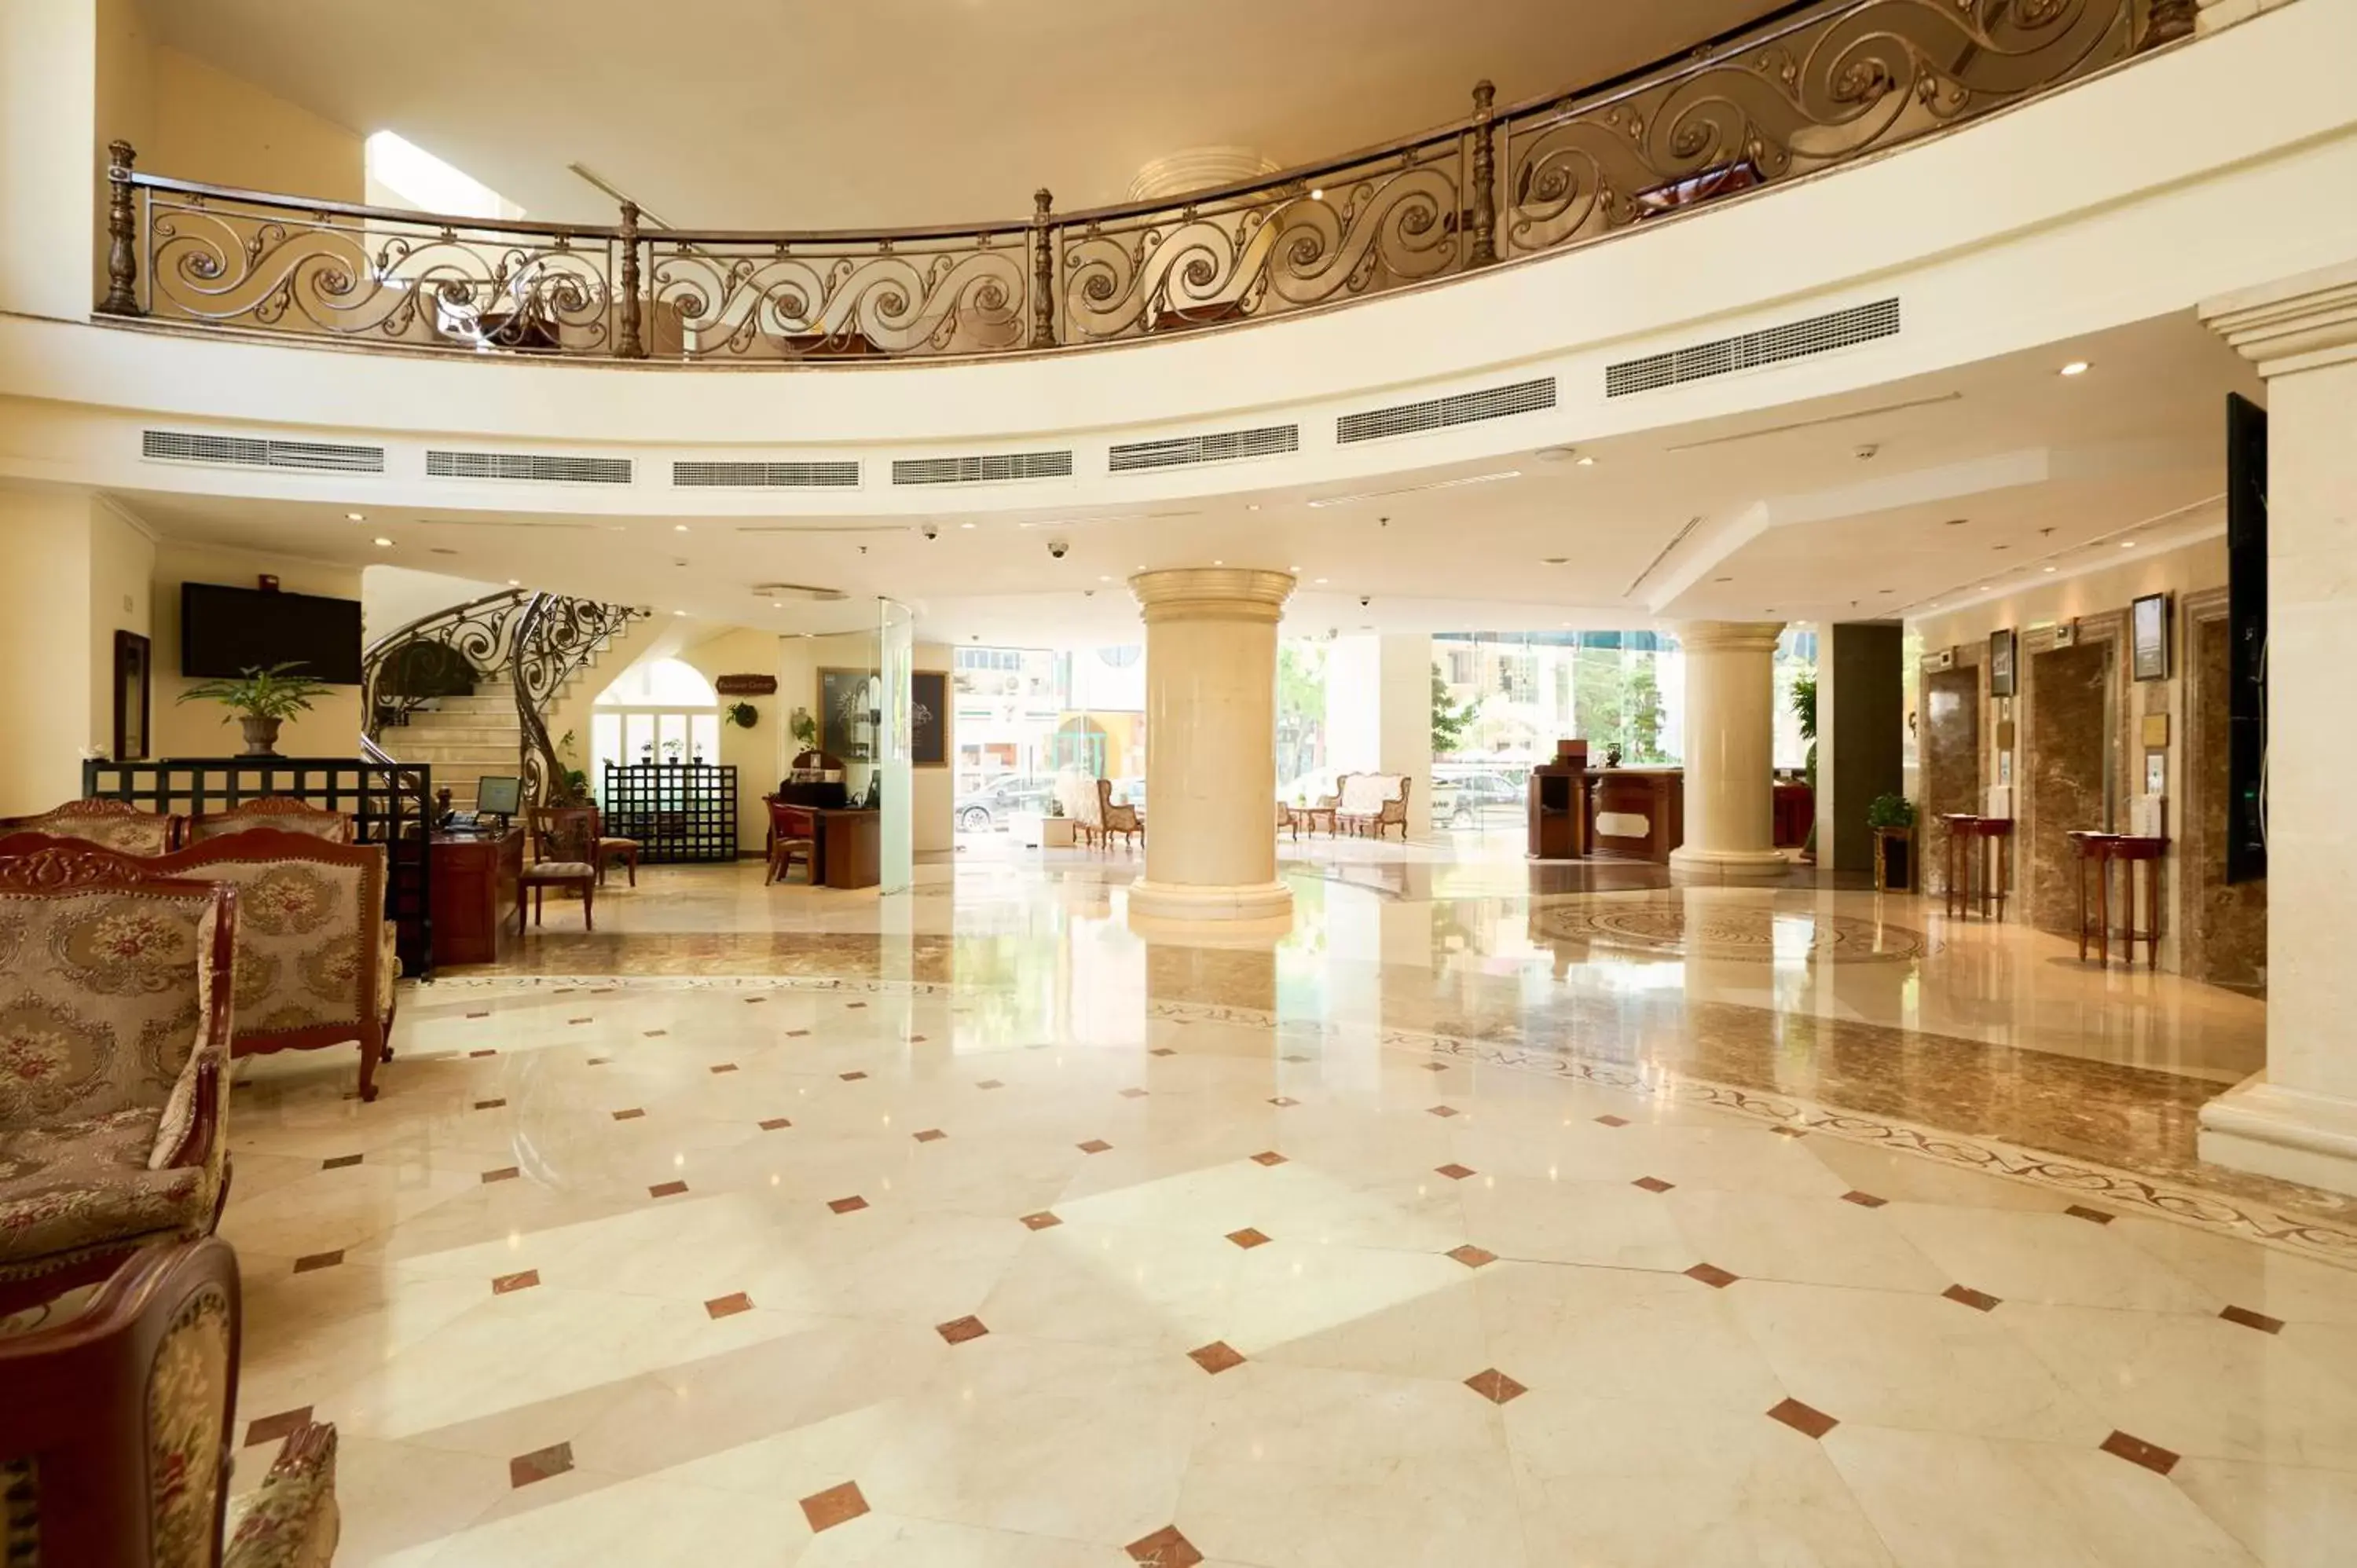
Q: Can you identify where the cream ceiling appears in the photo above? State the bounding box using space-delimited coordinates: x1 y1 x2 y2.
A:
146 0 1779 227
111 314 2260 647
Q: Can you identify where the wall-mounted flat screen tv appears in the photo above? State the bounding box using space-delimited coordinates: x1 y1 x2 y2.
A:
180 583 364 684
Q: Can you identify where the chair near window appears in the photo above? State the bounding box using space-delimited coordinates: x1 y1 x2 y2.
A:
762 797 816 885
521 807 599 929
1096 779 1143 850
589 805 640 887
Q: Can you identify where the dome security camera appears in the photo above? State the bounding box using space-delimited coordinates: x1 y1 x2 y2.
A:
1358 595 1372 609
921 523 939 540
1047 538 1070 559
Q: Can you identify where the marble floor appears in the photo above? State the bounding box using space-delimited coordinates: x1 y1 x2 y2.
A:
215 838 2355 1565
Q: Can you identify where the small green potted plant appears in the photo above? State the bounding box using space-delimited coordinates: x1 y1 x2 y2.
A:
787 705 818 757
176 661 332 757
1867 793 1917 892
724 700 758 731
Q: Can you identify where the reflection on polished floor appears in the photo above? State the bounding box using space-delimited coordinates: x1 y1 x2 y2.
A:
222 837 2355 1565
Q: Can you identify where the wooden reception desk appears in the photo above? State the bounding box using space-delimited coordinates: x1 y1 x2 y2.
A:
1585 768 1684 863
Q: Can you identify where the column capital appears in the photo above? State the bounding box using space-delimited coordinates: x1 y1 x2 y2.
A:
1129 568 1296 625
1668 618 1784 654
2201 259 2357 378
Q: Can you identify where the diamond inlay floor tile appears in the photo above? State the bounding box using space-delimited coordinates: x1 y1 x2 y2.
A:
936 1315 990 1345
610 1108 645 1121
1020 1211 1063 1230
649 1180 689 1198
321 1154 362 1171
1149 1046 1178 1057
465 1010 489 1019
1119 1086 1149 1099
1632 1176 1675 1193
2220 1304 2286 1334
508 1442 574 1489
1769 1125 1809 1138
586 1057 613 1066
839 1071 869 1082
706 1292 753 1319
1685 1262 1739 1289
977 1079 1004 1090
567 1017 592 1026
468 1049 497 1059
1435 1163 1476 1181
481 1167 519 1184
759 1117 792 1130
913 1127 947 1142
1420 1061 1452 1072
1078 1138 1113 1154
292 1250 343 1274
1226 1227 1271 1249
473 1098 506 1111
1428 1105 1462 1119
643 1029 668 1038
492 1269 540 1295
710 1063 739 1074
1593 1113 1629 1128
1464 1368 1528 1405
1126 1525 1204 1567
786 1028 811 1038
1251 1150 1288 1167
1447 1244 1497 1269
828 1195 869 1214
1767 1398 1838 1439
1189 1340 1246 1375
2066 1204 2116 1225
2101 1431 2180 1476
800 1481 870 1533
1267 1096 1300 1108
1840 1190 1889 1208
244 1406 311 1449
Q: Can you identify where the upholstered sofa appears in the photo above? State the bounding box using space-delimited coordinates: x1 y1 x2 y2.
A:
1334 773 1411 839
1 1237 341 1567
0 797 180 854
0 828 398 1103
186 797 355 844
0 852 236 1296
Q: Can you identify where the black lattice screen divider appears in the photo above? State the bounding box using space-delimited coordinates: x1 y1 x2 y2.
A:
603 763 736 863
82 757 437 976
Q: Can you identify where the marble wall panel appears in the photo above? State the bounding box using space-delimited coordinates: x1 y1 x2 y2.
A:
2186 605 2268 990
2025 642 2113 936
1920 667 1981 896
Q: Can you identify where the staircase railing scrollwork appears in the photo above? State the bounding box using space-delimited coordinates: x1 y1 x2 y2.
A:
361 590 645 808
97 0 2172 363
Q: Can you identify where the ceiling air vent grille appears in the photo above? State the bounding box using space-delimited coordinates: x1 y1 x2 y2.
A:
1108 424 1300 473
1336 377 1556 445
425 449 635 485
673 460 861 489
892 450 1075 486
1606 298 1901 398
141 429 386 474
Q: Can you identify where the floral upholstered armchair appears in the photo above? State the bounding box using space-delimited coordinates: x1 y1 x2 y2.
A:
1094 779 1143 850
185 797 355 845
0 797 180 854
1 1237 341 1568
0 852 236 1296
0 828 398 1105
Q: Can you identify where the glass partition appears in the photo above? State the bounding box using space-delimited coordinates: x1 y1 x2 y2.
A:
878 598 915 894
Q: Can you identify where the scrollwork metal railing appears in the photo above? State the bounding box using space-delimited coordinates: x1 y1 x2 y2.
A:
97 0 2180 362
361 589 644 807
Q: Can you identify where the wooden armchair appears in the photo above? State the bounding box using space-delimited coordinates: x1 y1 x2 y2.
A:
0 797 180 854
522 806 599 930
185 797 354 845
0 829 401 1104
763 797 815 885
1096 779 1143 850
0 851 235 1300
590 804 640 887
0 1237 341 1568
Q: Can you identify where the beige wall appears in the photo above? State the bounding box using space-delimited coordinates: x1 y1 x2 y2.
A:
0 487 101 813
1 0 97 320
675 625 791 854
87 498 154 753
145 43 362 200
149 544 364 758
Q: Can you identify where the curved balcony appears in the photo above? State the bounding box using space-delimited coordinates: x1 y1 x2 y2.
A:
96 0 2183 366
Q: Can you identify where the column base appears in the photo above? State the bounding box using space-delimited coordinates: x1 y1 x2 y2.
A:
1668 847 1794 885
2197 1073 2357 1198
1126 877 1294 923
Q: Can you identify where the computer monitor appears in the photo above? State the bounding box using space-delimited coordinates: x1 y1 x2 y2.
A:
475 775 522 819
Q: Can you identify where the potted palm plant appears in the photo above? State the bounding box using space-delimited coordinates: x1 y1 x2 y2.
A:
175 662 332 757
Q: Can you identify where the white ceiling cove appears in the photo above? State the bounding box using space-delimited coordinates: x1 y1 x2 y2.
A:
145 0 1777 227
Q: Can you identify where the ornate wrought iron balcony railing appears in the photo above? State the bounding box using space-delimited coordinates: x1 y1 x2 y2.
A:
96 0 2187 365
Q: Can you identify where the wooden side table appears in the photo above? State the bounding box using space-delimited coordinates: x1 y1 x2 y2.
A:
2068 830 2120 963
1941 814 2014 921
2107 834 2169 969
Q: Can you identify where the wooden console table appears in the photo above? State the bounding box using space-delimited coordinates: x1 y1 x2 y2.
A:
2069 830 2168 968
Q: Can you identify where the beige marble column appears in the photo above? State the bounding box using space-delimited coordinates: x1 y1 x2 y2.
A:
1127 568 1296 923
1668 620 1790 885
2198 260 2357 1196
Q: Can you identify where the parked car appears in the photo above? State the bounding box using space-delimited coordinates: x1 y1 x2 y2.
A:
955 775 1058 830
1433 771 1523 827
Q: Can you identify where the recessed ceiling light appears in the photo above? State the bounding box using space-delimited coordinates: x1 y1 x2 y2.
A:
1574 455 1595 467
2060 361 2091 376
2121 540 2137 548
1309 187 1325 200
1247 504 1260 512
1098 575 1111 582
673 524 690 533
2043 566 2058 573
672 609 687 616
507 578 521 587
345 511 365 522
1289 564 1301 571
959 522 976 530
1213 559 1223 566
372 537 394 548
1314 577 1329 584
1977 584 1990 592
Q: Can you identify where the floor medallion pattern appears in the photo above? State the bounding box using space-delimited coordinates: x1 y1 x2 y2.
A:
1530 898 1934 962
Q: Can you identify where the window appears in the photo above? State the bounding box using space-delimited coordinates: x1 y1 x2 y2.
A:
590 658 720 799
